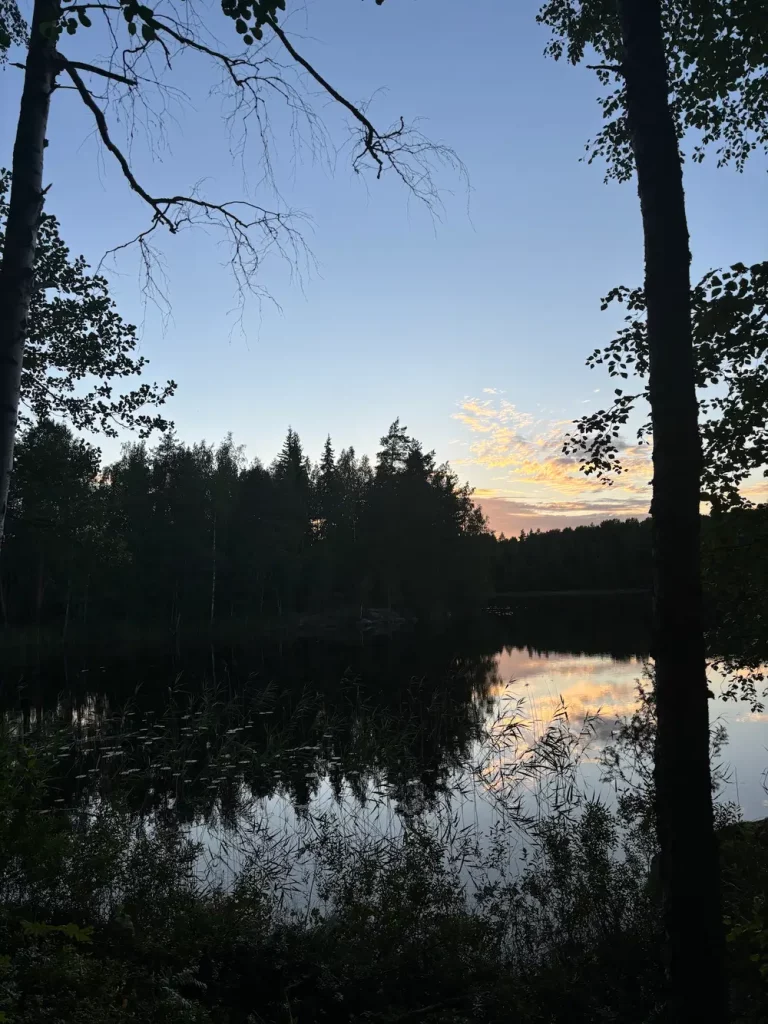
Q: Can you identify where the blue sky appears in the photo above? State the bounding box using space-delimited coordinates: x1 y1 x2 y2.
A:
2 0 766 533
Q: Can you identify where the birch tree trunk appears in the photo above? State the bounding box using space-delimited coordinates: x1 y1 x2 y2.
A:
0 0 60 540
616 0 727 1018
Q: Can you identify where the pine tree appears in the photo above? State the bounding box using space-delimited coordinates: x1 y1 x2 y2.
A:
320 435 335 483
376 419 411 477
317 435 339 538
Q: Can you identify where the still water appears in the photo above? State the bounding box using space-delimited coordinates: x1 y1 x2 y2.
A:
3 596 766 873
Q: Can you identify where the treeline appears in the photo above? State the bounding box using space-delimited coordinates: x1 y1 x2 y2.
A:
493 518 653 594
2 418 493 629
7 413 763 634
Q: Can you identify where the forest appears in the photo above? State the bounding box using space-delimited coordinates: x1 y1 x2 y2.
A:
2 418 492 629
7 411 762 645
0 415 659 631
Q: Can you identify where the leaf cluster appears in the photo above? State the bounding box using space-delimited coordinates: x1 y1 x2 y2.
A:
537 0 768 180
0 171 175 438
565 261 768 510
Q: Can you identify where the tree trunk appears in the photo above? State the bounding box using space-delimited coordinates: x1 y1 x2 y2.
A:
210 512 217 627
82 572 89 626
35 548 45 624
0 0 60 540
62 574 71 639
616 0 727 1019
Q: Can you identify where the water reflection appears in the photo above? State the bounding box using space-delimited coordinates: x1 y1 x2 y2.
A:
2 595 766 832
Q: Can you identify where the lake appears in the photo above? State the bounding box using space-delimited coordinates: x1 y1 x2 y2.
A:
2 594 766 886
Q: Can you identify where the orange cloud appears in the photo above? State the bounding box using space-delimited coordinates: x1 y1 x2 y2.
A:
741 480 768 503
453 395 652 531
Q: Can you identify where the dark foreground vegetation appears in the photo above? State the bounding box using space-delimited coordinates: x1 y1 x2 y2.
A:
1 676 766 1024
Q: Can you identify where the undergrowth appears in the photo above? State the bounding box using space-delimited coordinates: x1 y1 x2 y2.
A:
0 684 764 1023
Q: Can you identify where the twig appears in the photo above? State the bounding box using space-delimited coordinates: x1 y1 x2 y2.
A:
266 15 386 175
64 62 174 228
151 16 258 87
12 56 137 86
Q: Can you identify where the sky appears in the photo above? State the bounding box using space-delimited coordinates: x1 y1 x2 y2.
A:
2 0 766 534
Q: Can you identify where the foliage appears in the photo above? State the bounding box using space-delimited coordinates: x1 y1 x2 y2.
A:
0 0 24 56
0 171 176 439
537 0 768 182
721 819 768 1018
564 261 768 512
703 505 768 710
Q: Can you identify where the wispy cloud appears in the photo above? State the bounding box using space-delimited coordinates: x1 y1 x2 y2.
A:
487 498 651 516
741 480 768 503
456 393 766 535
452 394 652 533
483 387 506 394
477 496 650 535
454 396 651 496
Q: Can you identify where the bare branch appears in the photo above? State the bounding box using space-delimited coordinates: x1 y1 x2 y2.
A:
265 14 466 208
267 15 388 176
61 56 310 326
56 53 138 86
65 61 175 228
12 55 137 86
43 0 460 336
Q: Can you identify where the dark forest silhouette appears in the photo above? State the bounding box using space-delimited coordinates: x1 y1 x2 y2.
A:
2 418 493 629
493 518 651 595
7 413 766 638
1 415 661 632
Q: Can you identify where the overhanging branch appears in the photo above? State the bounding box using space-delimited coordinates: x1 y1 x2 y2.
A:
264 14 465 204
267 15 386 173
65 61 172 227
12 54 137 86
61 56 137 86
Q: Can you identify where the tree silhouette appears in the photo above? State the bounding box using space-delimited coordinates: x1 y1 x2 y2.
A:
0 171 175 438
2 418 494 629
566 261 768 514
0 0 461 539
4 419 104 627
536 0 752 1017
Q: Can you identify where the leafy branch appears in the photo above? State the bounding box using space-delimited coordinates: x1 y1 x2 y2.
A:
538 0 768 181
565 262 768 510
